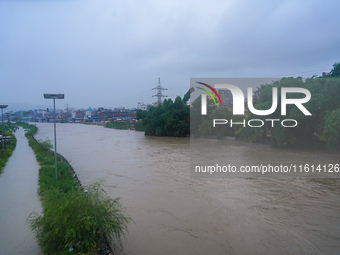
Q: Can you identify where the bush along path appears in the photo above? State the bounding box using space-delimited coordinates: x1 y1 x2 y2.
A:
21 123 131 254
0 130 17 174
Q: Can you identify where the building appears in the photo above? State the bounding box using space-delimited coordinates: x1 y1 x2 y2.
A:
136 102 149 111
73 110 85 122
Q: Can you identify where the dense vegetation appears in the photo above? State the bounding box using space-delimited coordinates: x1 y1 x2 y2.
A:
0 130 17 174
191 62 340 150
237 76 340 150
325 61 340 77
190 96 244 139
104 120 131 130
20 122 131 254
136 90 190 137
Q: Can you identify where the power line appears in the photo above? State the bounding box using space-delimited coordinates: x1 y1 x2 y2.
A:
265 68 331 78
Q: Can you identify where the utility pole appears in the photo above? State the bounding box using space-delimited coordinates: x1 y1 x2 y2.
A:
5 113 12 128
43 94 64 181
152 78 168 105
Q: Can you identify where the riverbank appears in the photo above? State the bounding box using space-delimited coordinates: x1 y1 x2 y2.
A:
0 131 17 174
33 123 340 254
23 123 130 254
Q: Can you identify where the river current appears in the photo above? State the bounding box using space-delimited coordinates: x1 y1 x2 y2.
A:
34 123 340 255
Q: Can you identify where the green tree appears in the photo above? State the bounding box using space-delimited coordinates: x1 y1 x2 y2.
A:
37 139 53 151
330 62 340 77
183 87 194 103
136 109 147 120
323 108 340 151
141 92 190 137
190 94 217 137
238 74 340 150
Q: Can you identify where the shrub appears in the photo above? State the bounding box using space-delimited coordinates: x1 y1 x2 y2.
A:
0 131 17 174
27 181 131 254
37 139 53 151
104 121 131 130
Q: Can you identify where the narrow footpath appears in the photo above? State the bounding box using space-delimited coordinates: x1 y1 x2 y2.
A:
0 127 42 255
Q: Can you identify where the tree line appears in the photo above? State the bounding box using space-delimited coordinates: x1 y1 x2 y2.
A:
136 90 190 137
136 63 339 150
237 76 340 150
191 62 340 150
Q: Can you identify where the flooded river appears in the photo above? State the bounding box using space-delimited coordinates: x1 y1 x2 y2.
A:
34 123 340 255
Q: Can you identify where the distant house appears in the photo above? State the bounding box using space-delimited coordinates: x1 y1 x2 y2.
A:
90 110 99 121
59 112 71 121
136 102 149 111
74 110 85 122
84 108 99 122
85 108 93 119
98 110 115 121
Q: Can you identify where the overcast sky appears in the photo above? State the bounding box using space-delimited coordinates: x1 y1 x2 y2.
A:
1 0 340 111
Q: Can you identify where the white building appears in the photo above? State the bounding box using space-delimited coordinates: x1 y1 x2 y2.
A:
136 102 149 111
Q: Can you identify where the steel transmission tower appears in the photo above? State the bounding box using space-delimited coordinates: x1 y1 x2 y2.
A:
152 77 167 105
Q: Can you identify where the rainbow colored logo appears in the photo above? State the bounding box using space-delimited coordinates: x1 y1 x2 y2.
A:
196 82 223 106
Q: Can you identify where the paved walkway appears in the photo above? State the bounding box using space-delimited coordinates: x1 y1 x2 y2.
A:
0 127 42 255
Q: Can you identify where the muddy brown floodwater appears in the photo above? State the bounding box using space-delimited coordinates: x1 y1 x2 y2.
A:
34 123 340 255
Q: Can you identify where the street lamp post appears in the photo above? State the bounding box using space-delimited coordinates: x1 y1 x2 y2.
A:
0 105 8 150
43 94 64 181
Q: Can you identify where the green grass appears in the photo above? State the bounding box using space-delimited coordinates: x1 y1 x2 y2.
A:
21 123 131 254
104 121 131 130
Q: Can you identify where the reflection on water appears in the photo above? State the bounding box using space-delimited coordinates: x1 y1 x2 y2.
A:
35 123 340 255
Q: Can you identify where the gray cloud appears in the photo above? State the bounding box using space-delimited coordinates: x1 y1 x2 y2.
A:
1 0 339 111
